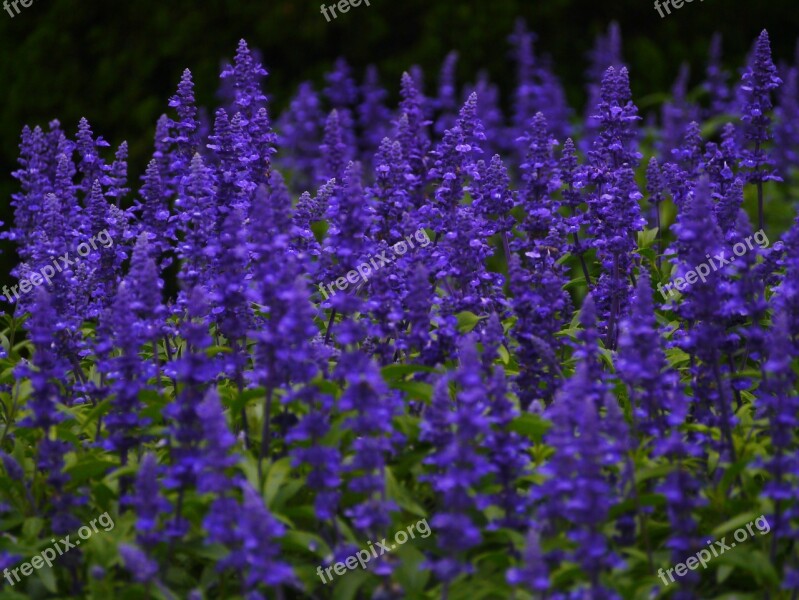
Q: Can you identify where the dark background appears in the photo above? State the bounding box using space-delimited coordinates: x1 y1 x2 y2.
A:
0 0 797 281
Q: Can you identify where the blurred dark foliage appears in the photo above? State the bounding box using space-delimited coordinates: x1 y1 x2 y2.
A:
0 0 798 286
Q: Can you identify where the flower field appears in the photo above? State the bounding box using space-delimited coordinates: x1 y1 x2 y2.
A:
1 20 799 600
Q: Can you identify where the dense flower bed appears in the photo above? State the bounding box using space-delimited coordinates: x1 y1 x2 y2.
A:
1 20 799 599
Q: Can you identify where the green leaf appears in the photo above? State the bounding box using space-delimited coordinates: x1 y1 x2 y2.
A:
311 376 342 398
665 347 691 368
455 311 484 333
710 512 765 538
79 398 113 435
637 227 659 250
271 479 305 511
716 563 734 584
192 543 234 561
22 516 44 540
633 464 672 485
497 345 510 365
386 467 427 518
390 381 432 403
448 575 511 599
609 493 664 519
509 413 551 442
283 530 331 558
331 563 370 599
381 364 438 380
65 458 117 484
227 385 269 415
714 548 780 586
310 220 328 242
206 345 232 358
392 542 430 595
717 459 752 495
394 415 421 440
264 457 292 508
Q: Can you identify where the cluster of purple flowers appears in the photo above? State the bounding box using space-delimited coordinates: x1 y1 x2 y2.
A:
2 21 799 599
